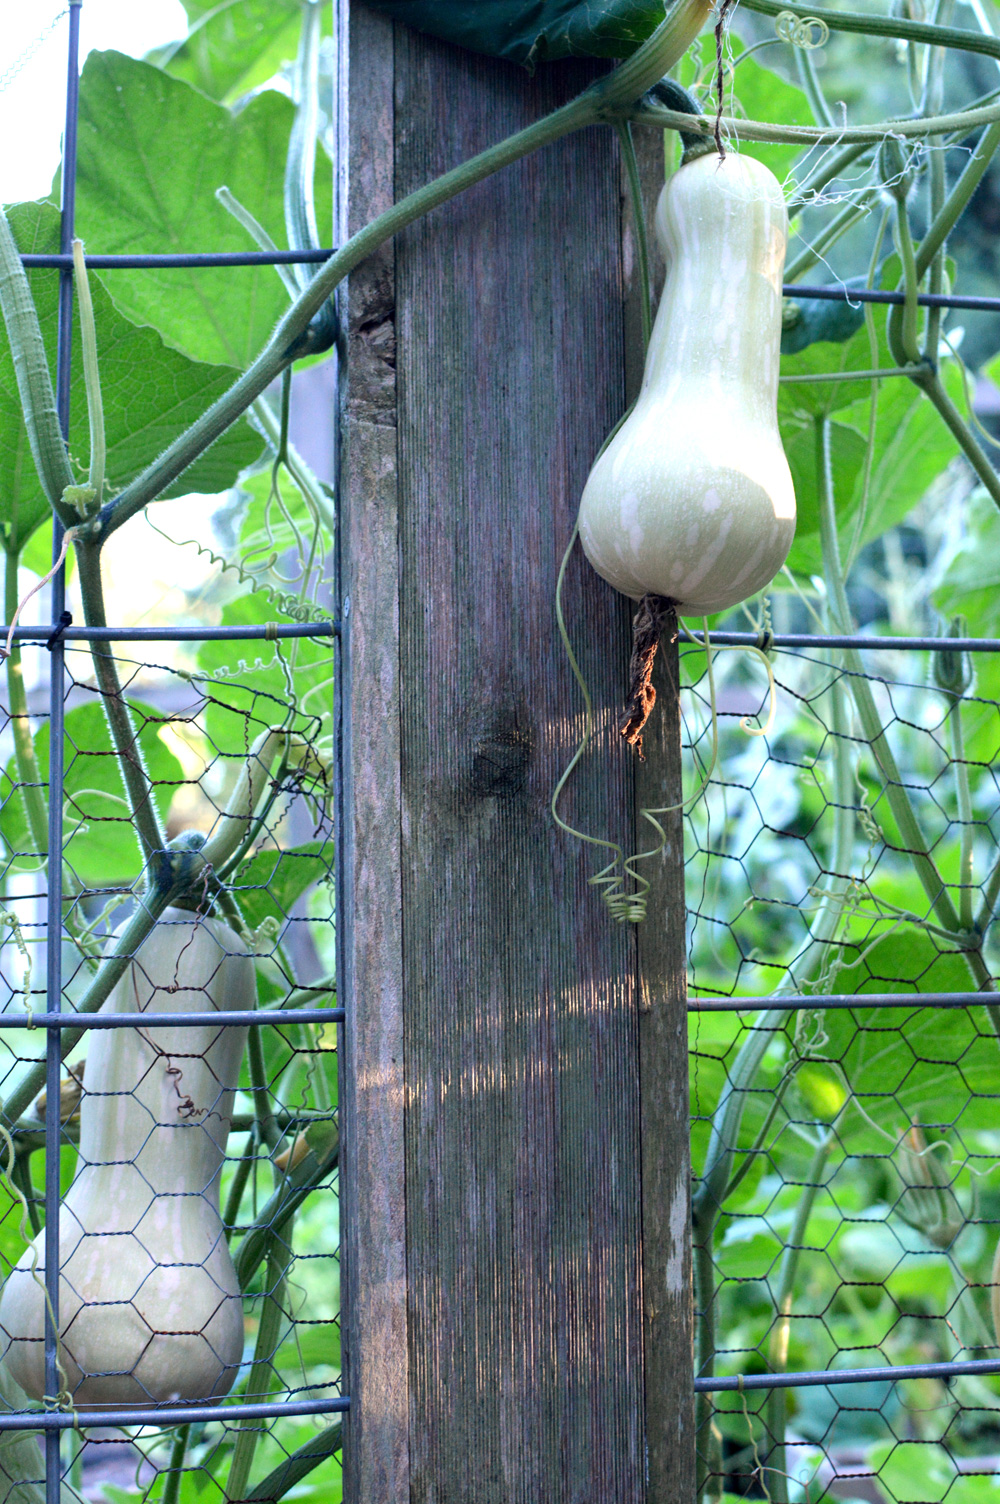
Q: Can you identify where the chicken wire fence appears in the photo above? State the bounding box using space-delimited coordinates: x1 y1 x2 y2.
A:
0 640 341 1504
684 631 1000 1504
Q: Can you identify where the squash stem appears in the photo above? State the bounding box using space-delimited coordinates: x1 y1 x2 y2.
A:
70 240 105 505
0 211 77 529
794 43 835 128
223 1128 260 1243
892 199 922 366
949 700 975 933
615 122 652 352
917 119 1000 278
241 1421 342 1502
912 368 1000 513
247 1026 281 1153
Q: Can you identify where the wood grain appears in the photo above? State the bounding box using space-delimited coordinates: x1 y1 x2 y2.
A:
337 6 409 1501
341 15 696 1496
624 131 697 1504
393 31 644 1503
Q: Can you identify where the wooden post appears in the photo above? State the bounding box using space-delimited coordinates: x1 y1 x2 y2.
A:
337 9 694 1498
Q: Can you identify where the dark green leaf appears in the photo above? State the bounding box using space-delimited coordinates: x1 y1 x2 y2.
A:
362 0 666 66
0 699 184 887
73 51 334 370
782 281 867 356
0 201 263 549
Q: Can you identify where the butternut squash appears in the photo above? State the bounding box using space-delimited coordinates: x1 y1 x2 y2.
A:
0 909 254 1407
578 150 795 617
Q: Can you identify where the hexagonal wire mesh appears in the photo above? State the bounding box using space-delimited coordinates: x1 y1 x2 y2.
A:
0 640 341 1501
684 633 1000 1504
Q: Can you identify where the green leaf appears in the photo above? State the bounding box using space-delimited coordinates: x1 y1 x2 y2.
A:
73 51 334 370
233 841 330 932
799 931 993 1142
782 418 868 575
0 699 184 887
934 487 1000 634
362 0 667 65
195 590 333 761
151 0 312 106
0 201 263 548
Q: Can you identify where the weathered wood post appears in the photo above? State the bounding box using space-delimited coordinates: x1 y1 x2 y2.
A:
336 6 694 1497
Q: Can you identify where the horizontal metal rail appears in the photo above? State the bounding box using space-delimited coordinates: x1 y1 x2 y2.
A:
786 283 1000 313
684 630 1000 653
0 1394 349 1430
21 249 337 269
689 992 992 1011
0 622 337 642
0 1008 343 1030
16 248 1000 316
696 1356 1000 1393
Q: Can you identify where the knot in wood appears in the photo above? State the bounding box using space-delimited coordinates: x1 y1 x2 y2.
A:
469 714 532 800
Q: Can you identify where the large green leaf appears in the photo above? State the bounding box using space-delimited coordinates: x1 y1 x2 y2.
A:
150 0 311 105
363 0 666 65
0 202 263 550
0 699 184 887
72 51 334 370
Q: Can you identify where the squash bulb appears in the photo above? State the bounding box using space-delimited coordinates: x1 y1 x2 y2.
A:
578 151 795 617
0 909 253 1408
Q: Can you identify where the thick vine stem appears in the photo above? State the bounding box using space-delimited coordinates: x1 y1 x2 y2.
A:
741 0 1000 66
74 536 165 862
97 0 713 537
242 1421 342 1502
629 95 1000 144
0 212 77 531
